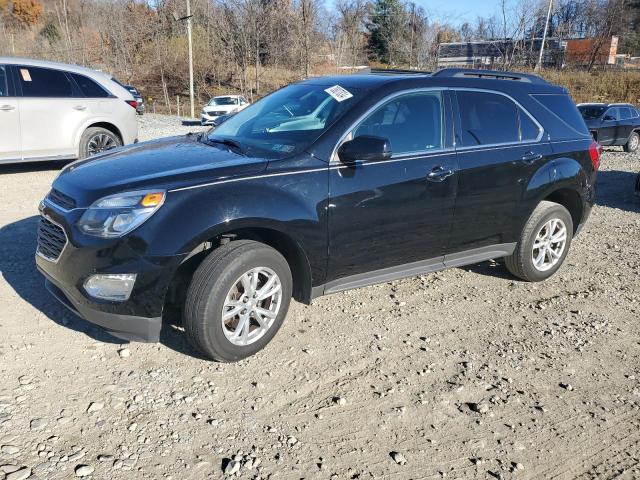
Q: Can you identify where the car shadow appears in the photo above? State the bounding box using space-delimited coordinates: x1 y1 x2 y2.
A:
0 215 206 358
0 160 70 175
181 119 202 127
593 169 640 213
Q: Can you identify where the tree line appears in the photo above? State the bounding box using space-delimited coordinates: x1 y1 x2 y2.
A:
0 0 638 107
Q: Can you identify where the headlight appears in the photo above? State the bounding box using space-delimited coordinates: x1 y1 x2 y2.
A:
77 190 165 238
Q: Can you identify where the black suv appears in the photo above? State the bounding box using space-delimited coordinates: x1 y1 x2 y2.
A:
36 69 600 361
578 102 640 152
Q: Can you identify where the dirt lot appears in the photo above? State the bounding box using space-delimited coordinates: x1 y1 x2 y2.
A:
1 115 639 480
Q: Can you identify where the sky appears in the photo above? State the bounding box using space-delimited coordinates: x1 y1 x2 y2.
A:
331 0 503 26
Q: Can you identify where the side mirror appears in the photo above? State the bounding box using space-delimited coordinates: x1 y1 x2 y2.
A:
338 135 392 163
603 115 616 122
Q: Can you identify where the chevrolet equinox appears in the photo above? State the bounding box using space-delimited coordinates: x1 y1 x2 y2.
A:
36 68 600 361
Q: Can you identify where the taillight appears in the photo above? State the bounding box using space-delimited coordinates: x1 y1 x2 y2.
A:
588 140 602 170
125 100 138 109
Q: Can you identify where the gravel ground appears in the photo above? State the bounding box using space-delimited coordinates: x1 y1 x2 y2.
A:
137 114 207 142
0 114 639 480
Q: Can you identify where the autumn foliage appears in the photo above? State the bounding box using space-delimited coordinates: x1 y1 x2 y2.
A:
10 0 44 26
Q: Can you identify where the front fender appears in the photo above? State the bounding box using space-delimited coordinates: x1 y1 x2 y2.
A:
139 164 329 282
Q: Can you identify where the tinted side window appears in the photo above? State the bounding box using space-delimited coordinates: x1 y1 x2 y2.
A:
519 109 541 141
18 66 74 98
531 94 589 135
0 66 7 97
353 91 443 154
620 107 632 120
457 91 519 146
70 73 109 98
633 108 640 119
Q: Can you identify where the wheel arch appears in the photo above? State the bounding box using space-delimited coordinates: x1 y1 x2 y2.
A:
543 188 583 233
74 121 124 157
165 226 314 318
522 156 590 236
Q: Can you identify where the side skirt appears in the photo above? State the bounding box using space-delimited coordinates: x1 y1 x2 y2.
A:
311 243 516 299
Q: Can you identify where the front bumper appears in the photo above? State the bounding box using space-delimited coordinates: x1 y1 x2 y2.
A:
41 274 161 342
35 204 185 342
201 113 221 125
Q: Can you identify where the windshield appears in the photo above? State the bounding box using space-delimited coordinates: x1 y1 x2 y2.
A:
209 97 237 106
208 83 365 159
579 105 606 120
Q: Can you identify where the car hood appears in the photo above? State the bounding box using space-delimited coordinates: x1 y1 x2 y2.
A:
53 135 267 207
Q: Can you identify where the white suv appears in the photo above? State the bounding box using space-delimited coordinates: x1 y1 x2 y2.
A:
0 57 138 164
201 95 249 125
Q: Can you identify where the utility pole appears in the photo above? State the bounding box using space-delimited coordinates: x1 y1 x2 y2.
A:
174 2 195 118
535 0 553 72
186 0 195 119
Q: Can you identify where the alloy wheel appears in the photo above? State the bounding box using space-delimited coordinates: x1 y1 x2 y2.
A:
221 267 282 346
87 134 117 156
531 218 567 272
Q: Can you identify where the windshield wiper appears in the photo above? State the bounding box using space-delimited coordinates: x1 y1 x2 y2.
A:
202 137 246 156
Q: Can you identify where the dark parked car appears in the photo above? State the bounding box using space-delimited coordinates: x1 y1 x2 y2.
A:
578 103 640 152
36 69 600 361
124 85 145 115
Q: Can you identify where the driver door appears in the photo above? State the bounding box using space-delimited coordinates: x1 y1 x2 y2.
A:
325 89 458 290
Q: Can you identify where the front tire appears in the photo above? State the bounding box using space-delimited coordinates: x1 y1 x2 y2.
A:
505 201 573 282
183 240 292 362
79 127 122 159
624 131 639 153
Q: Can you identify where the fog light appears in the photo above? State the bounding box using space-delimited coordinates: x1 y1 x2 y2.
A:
84 274 137 301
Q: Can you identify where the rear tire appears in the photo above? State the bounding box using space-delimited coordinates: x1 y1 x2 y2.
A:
505 201 573 282
79 127 122 159
183 240 292 362
624 131 639 153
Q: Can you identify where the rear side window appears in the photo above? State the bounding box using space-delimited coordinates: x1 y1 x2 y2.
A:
0 66 7 97
457 91 520 146
519 111 541 141
18 66 74 98
619 107 632 120
633 108 640 119
531 94 589 135
70 73 109 98
354 90 443 154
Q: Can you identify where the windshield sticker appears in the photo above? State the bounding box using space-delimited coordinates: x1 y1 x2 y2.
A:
20 68 32 82
325 85 353 102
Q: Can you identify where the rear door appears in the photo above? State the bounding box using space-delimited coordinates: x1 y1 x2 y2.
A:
616 107 634 144
16 65 90 160
598 107 619 145
0 65 21 162
447 89 552 256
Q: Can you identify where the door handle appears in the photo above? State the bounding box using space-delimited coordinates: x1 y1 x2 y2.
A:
427 166 454 182
74 105 87 111
521 152 543 164
0 105 15 111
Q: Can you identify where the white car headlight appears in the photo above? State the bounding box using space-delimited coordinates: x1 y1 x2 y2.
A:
77 190 165 238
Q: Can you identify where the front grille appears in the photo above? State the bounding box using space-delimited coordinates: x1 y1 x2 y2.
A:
211 110 226 116
47 188 76 210
37 217 68 262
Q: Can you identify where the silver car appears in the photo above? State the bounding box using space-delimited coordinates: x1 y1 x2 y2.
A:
0 57 138 164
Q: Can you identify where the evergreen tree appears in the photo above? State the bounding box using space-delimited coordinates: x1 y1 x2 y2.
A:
367 0 405 63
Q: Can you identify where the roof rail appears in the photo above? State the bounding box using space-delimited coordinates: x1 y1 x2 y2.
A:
366 67 432 75
432 68 548 85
